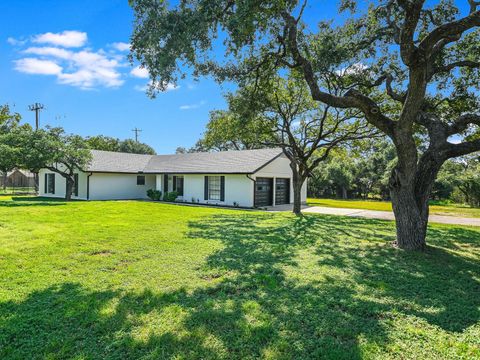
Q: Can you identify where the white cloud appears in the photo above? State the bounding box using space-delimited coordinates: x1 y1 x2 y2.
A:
179 100 206 110
24 46 72 59
14 58 62 75
7 37 26 46
336 62 369 76
111 42 130 51
17 46 124 89
33 30 87 48
130 66 149 78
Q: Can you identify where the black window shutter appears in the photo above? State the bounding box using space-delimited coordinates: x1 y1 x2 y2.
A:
220 176 225 202
163 174 168 193
44 174 47 193
204 176 209 200
52 174 55 194
173 176 177 191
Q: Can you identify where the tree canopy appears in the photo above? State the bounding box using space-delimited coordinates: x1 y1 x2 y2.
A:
85 135 157 155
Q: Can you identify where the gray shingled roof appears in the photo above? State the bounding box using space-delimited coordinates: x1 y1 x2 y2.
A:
86 148 283 174
88 150 153 173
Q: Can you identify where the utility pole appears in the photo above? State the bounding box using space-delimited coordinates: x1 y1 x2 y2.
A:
132 127 142 142
27 102 44 195
28 103 44 130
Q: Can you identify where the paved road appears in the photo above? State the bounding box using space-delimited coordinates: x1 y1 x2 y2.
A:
269 205 480 227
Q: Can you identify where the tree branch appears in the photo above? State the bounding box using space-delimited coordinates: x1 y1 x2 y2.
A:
447 113 480 135
281 11 396 135
419 9 480 56
442 138 480 158
398 0 425 65
431 60 480 78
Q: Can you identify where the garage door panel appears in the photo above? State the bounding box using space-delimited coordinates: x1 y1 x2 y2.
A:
275 178 290 205
255 178 273 207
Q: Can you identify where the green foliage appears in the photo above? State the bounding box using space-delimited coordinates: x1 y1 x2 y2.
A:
0 197 479 358
146 189 162 201
0 105 24 177
309 141 396 200
198 109 272 151
118 139 156 155
86 135 156 155
0 104 21 133
85 135 121 152
455 157 480 207
14 126 92 200
163 191 179 202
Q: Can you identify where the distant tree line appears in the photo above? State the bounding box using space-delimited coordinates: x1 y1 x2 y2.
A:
84 135 156 155
308 140 480 207
0 104 156 200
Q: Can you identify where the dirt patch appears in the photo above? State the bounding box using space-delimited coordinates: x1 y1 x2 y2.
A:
89 250 114 256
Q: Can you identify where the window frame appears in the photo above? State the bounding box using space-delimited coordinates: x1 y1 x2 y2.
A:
137 175 146 186
208 176 222 201
46 173 55 194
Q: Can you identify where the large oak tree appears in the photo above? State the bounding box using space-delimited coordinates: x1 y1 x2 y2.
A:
130 0 480 250
221 76 375 214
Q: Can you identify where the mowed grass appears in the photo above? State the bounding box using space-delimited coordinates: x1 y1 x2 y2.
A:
307 198 480 218
0 196 479 359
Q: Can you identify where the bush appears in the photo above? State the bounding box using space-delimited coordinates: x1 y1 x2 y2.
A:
163 191 179 202
146 189 162 201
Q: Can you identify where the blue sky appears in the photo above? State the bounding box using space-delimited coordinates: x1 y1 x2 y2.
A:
0 0 239 153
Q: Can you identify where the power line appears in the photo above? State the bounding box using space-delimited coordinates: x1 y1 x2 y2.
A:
132 127 142 142
28 103 45 130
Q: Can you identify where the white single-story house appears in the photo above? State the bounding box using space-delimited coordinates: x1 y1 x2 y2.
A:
38 148 307 208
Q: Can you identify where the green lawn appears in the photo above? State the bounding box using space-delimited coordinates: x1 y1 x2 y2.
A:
307 198 480 218
0 196 479 359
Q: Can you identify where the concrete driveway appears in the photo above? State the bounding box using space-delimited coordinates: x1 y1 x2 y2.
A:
268 204 480 227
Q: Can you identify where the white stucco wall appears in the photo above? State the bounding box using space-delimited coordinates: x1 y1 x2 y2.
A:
38 169 88 200
88 173 155 200
162 174 254 207
38 154 305 206
254 154 307 204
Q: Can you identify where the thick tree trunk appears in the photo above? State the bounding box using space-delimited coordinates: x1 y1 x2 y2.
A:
65 177 74 201
2 172 6 191
389 150 440 251
291 167 305 216
390 184 428 251
33 172 39 193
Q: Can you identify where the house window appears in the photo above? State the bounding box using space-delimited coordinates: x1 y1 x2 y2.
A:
46 173 55 194
173 176 184 196
137 175 145 185
208 176 221 200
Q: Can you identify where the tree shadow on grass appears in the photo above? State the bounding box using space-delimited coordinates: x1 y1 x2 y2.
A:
0 196 66 207
0 213 479 359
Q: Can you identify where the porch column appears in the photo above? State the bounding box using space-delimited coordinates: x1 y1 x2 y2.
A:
156 175 162 192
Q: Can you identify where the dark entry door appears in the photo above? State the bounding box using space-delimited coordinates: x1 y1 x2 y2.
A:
254 178 273 207
275 178 290 205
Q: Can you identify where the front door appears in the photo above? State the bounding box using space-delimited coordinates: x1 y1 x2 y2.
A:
254 177 273 207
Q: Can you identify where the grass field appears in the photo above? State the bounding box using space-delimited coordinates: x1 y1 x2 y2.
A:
307 198 480 218
0 196 479 359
